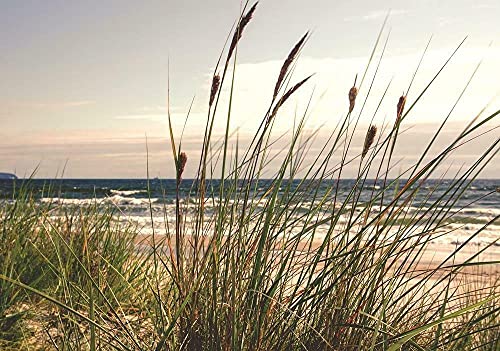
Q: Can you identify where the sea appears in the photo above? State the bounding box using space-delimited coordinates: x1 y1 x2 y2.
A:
0 178 498 248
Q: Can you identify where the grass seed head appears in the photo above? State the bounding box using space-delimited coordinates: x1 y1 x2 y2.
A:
209 74 221 107
269 74 313 121
396 94 407 124
227 2 258 62
273 32 309 99
362 125 377 159
349 86 358 113
178 152 187 180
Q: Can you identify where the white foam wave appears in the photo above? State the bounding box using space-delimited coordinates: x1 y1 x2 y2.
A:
41 197 97 205
106 195 157 206
110 189 147 196
41 196 158 206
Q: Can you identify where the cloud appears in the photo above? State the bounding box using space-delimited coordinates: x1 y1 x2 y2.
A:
199 45 499 140
344 9 408 22
67 46 500 156
471 3 498 9
44 100 95 108
4 100 96 109
436 16 456 27
114 112 208 127
138 105 166 112
115 114 168 122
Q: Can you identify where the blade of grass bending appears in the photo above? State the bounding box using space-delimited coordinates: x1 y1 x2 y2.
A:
166 57 178 166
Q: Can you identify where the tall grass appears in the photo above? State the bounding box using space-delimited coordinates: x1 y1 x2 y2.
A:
1 2 499 350
0 183 147 350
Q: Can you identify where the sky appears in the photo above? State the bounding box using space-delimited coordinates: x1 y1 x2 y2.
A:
1 0 499 178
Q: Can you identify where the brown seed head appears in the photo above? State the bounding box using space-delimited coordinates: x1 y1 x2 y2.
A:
273 32 309 99
178 152 187 180
348 86 358 113
269 74 313 121
362 125 377 159
227 2 258 62
209 74 220 107
396 95 407 124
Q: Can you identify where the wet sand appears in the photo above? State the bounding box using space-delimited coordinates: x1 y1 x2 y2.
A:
133 233 499 281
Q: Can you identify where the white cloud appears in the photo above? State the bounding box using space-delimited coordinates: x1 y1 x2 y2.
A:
115 114 168 122
436 16 455 28
471 3 498 9
114 112 208 127
197 45 499 141
3 100 95 109
344 9 408 22
138 105 166 112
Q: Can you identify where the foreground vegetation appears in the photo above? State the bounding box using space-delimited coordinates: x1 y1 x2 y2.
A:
1 2 499 350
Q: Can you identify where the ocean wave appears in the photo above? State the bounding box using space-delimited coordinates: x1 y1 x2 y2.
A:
41 196 159 206
110 189 147 196
41 197 97 205
106 195 157 206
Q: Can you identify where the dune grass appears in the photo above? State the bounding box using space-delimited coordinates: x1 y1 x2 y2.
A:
1 2 499 350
